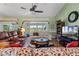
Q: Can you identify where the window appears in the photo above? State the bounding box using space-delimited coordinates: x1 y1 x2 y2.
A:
24 22 48 32
3 25 9 31
38 25 42 28
30 25 37 28
0 23 18 31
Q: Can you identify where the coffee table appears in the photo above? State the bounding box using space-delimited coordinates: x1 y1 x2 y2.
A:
31 38 49 48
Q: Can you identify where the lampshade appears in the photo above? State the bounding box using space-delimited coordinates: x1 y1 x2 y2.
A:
20 27 25 32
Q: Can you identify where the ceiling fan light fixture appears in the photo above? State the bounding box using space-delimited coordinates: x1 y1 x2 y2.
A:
30 5 37 11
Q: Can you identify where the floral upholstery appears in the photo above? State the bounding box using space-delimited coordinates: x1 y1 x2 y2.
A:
0 47 79 56
0 48 15 56
32 47 79 56
32 47 67 56
66 47 79 56
0 48 31 56
16 48 32 56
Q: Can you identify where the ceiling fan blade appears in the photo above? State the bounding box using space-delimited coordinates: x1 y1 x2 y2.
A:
34 10 43 13
20 7 26 10
30 5 37 11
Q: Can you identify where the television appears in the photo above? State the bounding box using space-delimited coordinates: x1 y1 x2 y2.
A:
62 26 78 34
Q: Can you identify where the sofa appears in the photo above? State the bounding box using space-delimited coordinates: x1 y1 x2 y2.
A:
58 36 75 47
0 31 18 40
0 31 24 48
0 47 79 56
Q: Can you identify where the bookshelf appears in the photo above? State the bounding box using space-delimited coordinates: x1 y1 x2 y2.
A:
56 20 65 36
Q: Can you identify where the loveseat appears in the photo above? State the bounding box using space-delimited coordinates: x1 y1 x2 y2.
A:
0 47 79 56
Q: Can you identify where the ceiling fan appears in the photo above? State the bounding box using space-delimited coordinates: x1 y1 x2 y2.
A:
20 3 43 13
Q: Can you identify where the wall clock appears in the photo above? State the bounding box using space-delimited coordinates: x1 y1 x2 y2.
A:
68 11 79 23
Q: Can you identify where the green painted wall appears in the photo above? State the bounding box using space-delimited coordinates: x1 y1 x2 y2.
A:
48 17 56 31
55 3 79 26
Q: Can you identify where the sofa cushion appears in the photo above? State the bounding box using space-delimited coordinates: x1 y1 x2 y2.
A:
11 31 18 36
66 41 78 47
0 48 32 56
0 47 79 56
0 32 9 40
8 32 12 37
0 48 16 56
16 48 32 56
8 31 18 40
32 47 67 56
8 31 18 37
10 44 22 47
66 47 79 56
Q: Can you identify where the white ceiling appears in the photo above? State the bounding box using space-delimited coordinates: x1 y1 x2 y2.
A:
0 3 65 18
